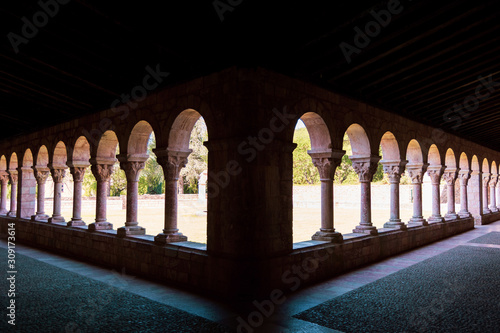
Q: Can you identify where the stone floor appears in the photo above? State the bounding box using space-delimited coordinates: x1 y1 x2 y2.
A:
2 220 500 332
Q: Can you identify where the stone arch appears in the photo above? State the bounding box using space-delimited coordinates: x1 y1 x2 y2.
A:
72 136 91 165
445 149 457 169
471 155 480 172
345 123 371 157
52 141 68 167
23 149 33 167
36 146 49 167
459 152 469 171
299 112 332 152
427 144 441 166
9 153 18 170
168 109 203 151
96 131 119 161
482 158 490 174
380 131 400 161
406 140 423 164
128 120 154 158
0 155 6 171
492 161 497 176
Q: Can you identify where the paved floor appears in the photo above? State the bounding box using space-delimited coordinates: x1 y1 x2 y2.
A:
2 220 500 332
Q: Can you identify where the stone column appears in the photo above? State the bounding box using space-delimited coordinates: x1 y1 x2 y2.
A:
496 180 500 213
0 172 9 215
427 166 445 223
351 156 380 235
382 160 407 230
117 159 146 237
31 167 50 221
309 150 344 242
459 170 472 218
482 173 491 214
7 170 17 217
48 167 66 223
489 175 498 212
443 169 459 220
68 165 87 226
154 149 191 243
88 162 114 231
407 164 428 226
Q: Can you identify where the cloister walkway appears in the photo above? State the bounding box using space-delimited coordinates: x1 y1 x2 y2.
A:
2 220 500 332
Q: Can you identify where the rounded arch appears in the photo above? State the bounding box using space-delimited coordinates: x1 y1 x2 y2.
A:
0 155 6 171
36 146 49 167
168 109 203 151
471 155 480 172
22 149 33 167
345 123 371 157
299 112 332 152
460 153 470 170
380 131 400 161
427 144 441 166
52 141 67 167
492 161 497 176
445 149 456 169
9 153 18 170
96 130 119 160
128 120 154 157
482 158 490 174
406 140 423 164
72 136 91 164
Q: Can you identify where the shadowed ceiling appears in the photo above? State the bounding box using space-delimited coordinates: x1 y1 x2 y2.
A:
1 0 500 150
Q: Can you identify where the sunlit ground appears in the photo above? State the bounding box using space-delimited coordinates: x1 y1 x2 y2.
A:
55 201 434 244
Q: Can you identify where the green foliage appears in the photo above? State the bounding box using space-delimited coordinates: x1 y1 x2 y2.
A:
109 165 127 196
83 168 97 197
139 133 164 195
293 127 319 185
180 118 208 193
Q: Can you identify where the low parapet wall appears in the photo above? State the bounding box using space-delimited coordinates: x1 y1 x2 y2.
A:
0 215 481 300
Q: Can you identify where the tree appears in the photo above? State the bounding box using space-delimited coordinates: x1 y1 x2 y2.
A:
109 164 127 196
138 133 164 194
180 117 208 193
293 127 319 185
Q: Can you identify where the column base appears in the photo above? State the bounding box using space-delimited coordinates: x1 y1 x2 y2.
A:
117 226 146 238
427 215 445 223
31 214 49 221
311 230 343 243
444 213 459 220
88 222 113 231
48 216 65 223
67 219 86 227
7 211 16 217
458 211 472 219
483 208 492 214
353 225 378 235
383 220 407 230
0 209 8 215
490 207 499 213
408 217 428 227
154 232 188 244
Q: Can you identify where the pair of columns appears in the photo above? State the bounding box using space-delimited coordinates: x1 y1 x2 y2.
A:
31 165 66 223
482 173 499 214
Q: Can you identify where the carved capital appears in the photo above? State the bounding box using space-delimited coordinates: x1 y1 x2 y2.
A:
33 167 50 185
442 169 458 186
381 161 406 184
427 166 445 185
309 150 344 180
120 161 145 182
407 164 428 184
459 170 471 186
489 175 498 187
351 156 380 183
91 164 114 183
482 173 491 188
155 149 191 181
0 172 8 184
7 170 18 185
50 168 66 183
70 166 87 182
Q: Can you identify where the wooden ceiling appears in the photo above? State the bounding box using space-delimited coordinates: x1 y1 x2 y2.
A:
1 0 500 150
